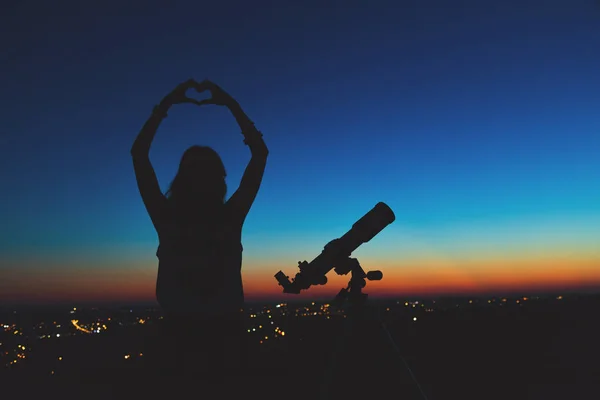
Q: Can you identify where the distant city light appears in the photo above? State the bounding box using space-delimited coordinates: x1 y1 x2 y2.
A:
0 296 574 375
71 320 92 334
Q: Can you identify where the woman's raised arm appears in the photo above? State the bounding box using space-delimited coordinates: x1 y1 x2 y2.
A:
197 80 269 222
131 79 202 234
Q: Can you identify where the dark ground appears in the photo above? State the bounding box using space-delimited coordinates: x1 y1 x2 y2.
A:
3 295 600 400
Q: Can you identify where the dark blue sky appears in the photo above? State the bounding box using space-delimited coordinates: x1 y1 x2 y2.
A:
2 0 600 302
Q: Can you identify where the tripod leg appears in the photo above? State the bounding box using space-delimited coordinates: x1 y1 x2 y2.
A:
376 308 430 400
319 305 353 400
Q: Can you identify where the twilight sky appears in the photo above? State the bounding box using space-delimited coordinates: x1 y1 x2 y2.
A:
1 0 600 305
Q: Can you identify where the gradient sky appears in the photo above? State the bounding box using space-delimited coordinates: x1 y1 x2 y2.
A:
1 0 600 305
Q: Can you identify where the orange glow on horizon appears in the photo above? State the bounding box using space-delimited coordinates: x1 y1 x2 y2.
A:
243 255 600 298
1 255 599 303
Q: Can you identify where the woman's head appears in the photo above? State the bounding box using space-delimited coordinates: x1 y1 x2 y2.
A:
166 146 227 209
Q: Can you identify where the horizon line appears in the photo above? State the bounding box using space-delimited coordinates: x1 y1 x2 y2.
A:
2 289 599 309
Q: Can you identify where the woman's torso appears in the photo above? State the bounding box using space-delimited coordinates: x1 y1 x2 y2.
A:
155 203 244 316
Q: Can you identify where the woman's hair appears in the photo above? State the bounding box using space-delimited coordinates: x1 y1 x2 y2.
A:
166 146 227 213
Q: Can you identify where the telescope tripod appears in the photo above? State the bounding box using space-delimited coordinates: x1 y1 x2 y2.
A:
319 258 383 400
318 258 429 400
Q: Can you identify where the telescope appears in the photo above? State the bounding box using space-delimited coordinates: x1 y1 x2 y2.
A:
274 202 395 294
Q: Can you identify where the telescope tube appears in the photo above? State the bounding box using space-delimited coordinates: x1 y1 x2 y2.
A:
275 202 395 293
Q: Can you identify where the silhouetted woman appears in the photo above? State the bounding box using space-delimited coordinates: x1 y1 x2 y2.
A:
131 79 268 379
